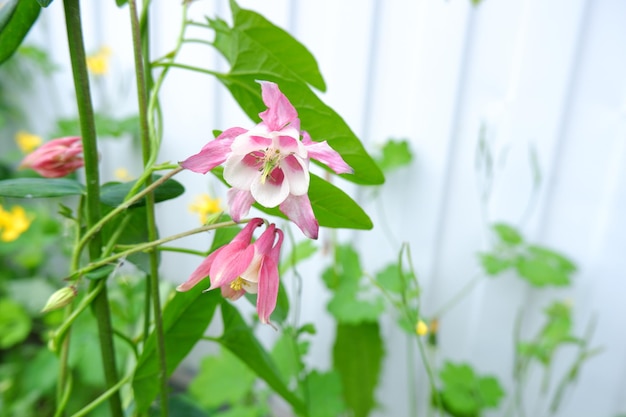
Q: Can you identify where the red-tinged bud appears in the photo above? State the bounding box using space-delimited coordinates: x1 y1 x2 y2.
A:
20 136 84 178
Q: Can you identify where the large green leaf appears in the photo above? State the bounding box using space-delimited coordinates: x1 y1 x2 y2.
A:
0 0 40 65
100 176 184 207
218 302 307 415
209 2 383 186
333 322 384 417
0 178 84 198
132 287 221 413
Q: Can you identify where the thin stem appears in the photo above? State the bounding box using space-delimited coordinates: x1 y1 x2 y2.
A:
69 372 134 417
151 61 222 78
53 372 72 417
128 0 168 414
63 1 122 415
431 273 482 319
157 246 209 257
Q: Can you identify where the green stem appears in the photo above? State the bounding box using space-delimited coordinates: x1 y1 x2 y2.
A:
431 273 482 319
128 0 168 414
69 372 134 417
157 246 209 257
151 61 222 78
62 1 122 415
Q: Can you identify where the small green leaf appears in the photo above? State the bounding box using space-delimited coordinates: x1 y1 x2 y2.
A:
100 176 184 207
54 113 139 139
480 253 513 276
492 223 523 245
0 298 32 349
84 264 117 280
0 178 84 198
115 0 129 6
327 287 385 324
271 332 303 385
188 347 256 408
375 139 413 173
0 0 40 65
133 287 221 413
333 322 384 417
375 263 405 293
306 371 347 417
218 302 306 414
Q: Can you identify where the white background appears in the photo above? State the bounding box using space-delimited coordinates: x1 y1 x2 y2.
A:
16 0 626 416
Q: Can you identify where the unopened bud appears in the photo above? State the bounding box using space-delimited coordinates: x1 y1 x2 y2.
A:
41 286 77 313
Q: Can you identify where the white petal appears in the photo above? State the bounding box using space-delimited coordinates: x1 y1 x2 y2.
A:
224 154 261 190
251 169 290 207
281 155 309 196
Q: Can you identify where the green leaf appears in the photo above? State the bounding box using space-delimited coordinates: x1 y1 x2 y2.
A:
270 332 303 385
279 239 318 274
479 253 513 276
375 263 406 293
148 394 210 417
209 2 383 185
327 287 385 324
333 322 384 417
492 223 523 246
188 347 256 408
0 0 40 65
54 113 139 139
212 168 372 231
306 371 347 417
100 176 184 207
515 246 574 287
101 207 154 274
218 302 306 415
35 0 54 7
375 139 413 173
0 178 84 198
0 298 32 349
115 0 129 6
133 287 221 413
439 362 505 417
84 264 117 280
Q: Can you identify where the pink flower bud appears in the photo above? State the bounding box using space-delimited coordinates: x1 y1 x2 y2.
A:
20 136 84 178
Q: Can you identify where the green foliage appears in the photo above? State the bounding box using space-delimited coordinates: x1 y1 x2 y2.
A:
438 362 504 417
208 1 384 186
188 347 256 409
322 244 384 323
333 322 384 417
279 239 317 275
0 178 84 198
100 176 185 207
517 301 578 366
375 139 413 174
53 113 140 139
218 302 306 414
479 223 576 287
0 0 40 65
35 0 54 7
306 371 347 417
133 287 221 413
0 298 31 348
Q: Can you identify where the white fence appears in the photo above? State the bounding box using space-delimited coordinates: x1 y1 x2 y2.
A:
21 0 626 416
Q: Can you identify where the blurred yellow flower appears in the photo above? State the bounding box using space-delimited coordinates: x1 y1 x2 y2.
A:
0 205 32 242
416 319 429 336
86 46 112 76
114 167 132 182
15 131 43 153
189 194 222 224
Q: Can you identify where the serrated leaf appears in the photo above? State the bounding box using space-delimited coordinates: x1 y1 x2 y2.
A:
133 287 221 413
100 176 184 207
376 139 413 173
218 302 306 414
0 0 40 65
333 322 384 417
188 347 256 408
480 253 513 276
0 178 84 198
439 362 504 416
492 223 523 245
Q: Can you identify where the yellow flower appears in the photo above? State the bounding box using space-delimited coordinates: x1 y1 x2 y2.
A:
15 131 43 153
415 320 429 336
189 194 222 224
0 205 32 242
86 46 112 76
114 167 132 182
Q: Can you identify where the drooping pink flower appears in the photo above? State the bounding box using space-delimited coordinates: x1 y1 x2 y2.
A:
177 218 284 325
181 81 352 239
19 136 84 178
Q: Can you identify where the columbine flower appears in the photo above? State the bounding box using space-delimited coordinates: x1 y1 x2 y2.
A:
177 217 284 325
15 131 43 153
20 136 84 178
189 194 222 224
181 81 352 239
0 205 32 242
86 46 112 76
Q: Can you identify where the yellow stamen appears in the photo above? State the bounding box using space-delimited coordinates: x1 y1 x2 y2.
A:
230 277 245 291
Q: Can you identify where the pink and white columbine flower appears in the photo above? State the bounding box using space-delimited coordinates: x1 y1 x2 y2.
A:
177 218 284 325
20 136 84 178
181 81 352 239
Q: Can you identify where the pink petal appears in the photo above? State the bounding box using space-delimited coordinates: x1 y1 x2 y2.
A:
250 168 290 208
180 127 247 173
176 248 222 292
231 131 272 155
257 255 279 324
281 155 309 196
209 243 255 289
223 153 262 190
302 132 353 174
231 217 265 245
279 194 319 239
227 188 256 222
257 81 298 131
221 285 246 300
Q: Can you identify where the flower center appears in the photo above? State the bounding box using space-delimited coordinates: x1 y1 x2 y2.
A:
259 148 282 184
230 277 246 291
